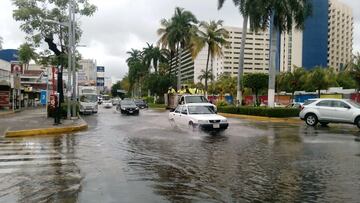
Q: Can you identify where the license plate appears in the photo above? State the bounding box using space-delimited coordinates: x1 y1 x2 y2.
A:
129 111 133 113
213 123 220 128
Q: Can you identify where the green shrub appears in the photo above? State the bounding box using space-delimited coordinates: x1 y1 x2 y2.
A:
143 96 154 104
216 100 228 108
48 102 80 118
218 106 300 118
148 103 166 109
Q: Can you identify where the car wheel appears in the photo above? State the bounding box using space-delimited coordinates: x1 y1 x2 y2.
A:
305 114 318 126
320 122 329 127
355 117 360 129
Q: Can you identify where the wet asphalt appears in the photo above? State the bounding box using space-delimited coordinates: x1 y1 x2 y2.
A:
0 107 360 203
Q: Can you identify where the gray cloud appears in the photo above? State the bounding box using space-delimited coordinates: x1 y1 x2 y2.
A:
1 0 359 81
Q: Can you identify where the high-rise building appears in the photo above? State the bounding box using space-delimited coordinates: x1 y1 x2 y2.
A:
170 26 270 84
217 26 270 78
96 66 105 93
78 59 97 85
280 0 353 72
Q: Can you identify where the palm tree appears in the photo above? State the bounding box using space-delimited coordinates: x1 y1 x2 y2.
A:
197 69 214 87
191 20 229 97
157 7 198 90
18 43 38 70
126 48 142 65
157 19 176 76
218 0 250 106
251 0 312 107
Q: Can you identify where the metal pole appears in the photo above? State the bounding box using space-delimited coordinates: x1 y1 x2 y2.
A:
71 0 77 117
46 67 49 117
67 1 72 119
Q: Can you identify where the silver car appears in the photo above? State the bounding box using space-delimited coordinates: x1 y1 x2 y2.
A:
299 98 360 128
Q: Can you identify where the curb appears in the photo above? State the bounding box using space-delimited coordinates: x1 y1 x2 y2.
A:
219 113 302 123
0 111 15 117
5 119 88 137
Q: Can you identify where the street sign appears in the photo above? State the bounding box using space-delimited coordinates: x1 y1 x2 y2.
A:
40 90 47 105
11 64 23 73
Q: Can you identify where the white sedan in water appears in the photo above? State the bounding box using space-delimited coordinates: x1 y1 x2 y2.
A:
169 103 229 131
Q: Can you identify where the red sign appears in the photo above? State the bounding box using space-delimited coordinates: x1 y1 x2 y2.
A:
49 94 57 109
11 64 23 73
0 91 10 106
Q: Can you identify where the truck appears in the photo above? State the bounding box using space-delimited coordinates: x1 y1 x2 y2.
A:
78 86 98 114
164 94 217 113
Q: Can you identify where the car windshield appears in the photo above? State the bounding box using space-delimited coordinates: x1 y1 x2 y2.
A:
188 106 215 114
185 96 208 103
121 101 135 106
347 100 360 108
135 100 145 104
80 95 97 102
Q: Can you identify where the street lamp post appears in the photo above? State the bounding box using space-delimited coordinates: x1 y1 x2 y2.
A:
71 0 77 118
67 0 73 120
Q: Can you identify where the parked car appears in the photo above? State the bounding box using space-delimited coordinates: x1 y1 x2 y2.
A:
103 100 113 108
134 99 148 109
117 100 139 115
286 102 304 109
169 103 229 131
299 98 360 128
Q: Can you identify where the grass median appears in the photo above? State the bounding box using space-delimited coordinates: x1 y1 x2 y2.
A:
217 106 300 118
148 103 166 109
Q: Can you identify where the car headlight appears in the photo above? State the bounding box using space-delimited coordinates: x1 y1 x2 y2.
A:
198 120 209 124
121 107 125 110
135 107 139 110
221 119 227 123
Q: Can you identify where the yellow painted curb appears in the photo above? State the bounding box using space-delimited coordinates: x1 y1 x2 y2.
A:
219 113 302 124
0 111 15 117
5 122 88 137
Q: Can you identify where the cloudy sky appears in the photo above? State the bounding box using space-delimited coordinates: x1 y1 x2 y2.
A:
1 0 359 82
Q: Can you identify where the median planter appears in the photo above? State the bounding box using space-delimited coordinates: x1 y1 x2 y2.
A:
217 106 300 118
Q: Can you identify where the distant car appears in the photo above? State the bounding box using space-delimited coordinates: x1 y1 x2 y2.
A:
169 103 229 131
299 98 360 128
134 99 148 109
117 100 139 115
112 98 121 106
103 100 113 108
286 102 304 109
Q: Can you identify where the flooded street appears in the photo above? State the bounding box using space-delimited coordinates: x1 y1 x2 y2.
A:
0 108 360 203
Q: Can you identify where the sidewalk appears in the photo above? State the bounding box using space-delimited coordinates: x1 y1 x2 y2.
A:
0 108 87 137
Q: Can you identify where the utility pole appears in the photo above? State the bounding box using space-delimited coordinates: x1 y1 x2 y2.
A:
67 1 72 120
71 0 77 118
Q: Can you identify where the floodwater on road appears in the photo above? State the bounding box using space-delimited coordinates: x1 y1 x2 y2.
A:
0 108 359 203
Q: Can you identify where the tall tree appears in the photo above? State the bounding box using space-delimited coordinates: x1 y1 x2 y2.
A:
305 67 332 98
126 49 142 65
191 20 229 96
277 67 307 100
12 0 96 104
18 43 38 70
218 0 250 106
157 19 176 77
248 0 312 107
197 69 214 87
243 73 268 105
143 43 162 73
157 7 198 90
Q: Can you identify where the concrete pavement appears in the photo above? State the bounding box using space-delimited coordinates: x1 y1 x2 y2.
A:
0 108 87 137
